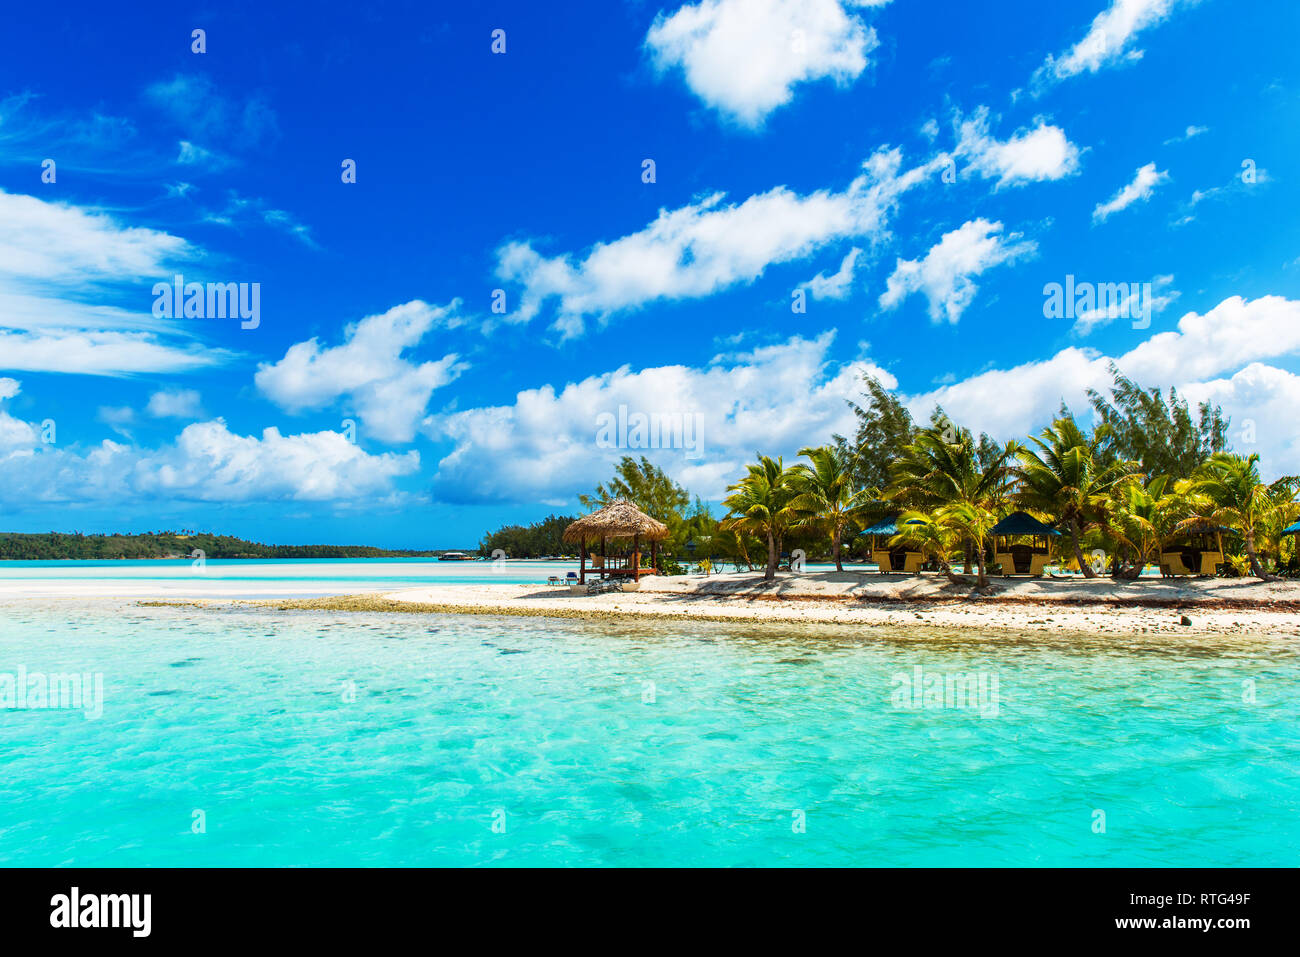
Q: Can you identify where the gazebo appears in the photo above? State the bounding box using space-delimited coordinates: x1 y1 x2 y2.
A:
990 511 1060 576
859 516 925 574
1284 520 1300 536
563 499 669 584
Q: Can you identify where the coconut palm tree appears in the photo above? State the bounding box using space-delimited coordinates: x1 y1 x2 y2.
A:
1184 453 1298 579
889 503 1000 586
887 424 1019 586
721 455 797 582
1107 474 1184 579
1014 417 1135 578
787 444 873 572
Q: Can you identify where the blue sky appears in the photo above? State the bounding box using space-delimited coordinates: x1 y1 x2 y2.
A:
1 0 1298 548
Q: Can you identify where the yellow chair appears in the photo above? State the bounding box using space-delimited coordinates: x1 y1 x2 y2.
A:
1028 554 1050 577
902 551 924 574
871 548 893 573
1161 551 1193 576
1199 551 1223 576
994 552 1017 576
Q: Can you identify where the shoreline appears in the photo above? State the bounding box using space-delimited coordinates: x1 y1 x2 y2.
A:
5 570 1298 638
123 570 1300 638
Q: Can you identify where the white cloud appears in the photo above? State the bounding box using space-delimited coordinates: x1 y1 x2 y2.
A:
497 146 944 337
1033 0 1187 89
645 0 891 127
1093 162 1169 222
1180 364 1300 476
147 388 203 419
801 247 861 300
0 190 233 376
255 300 467 444
425 332 892 504
905 296 1300 475
1072 275 1178 335
953 108 1082 187
879 219 1037 323
0 189 192 284
0 419 419 507
0 330 228 376
1163 124 1208 145
0 379 38 450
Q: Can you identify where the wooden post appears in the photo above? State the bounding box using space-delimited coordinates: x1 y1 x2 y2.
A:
579 541 586 584
601 535 606 578
651 540 658 575
633 533 641 581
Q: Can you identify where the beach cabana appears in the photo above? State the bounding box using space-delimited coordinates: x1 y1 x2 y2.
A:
563 499 669 584
990 511 1060 577
859 517 924 574
1284 520 1300 536
1161 521 1234 577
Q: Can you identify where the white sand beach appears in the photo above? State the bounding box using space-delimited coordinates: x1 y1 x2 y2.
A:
3 564 1297 637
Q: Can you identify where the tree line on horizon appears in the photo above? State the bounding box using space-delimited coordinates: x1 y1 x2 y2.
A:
0 531 443 561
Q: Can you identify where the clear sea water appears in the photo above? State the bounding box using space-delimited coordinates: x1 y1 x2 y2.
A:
1 600 1296 866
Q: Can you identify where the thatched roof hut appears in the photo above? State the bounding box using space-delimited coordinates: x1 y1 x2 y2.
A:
564 499 669 584
563 499 669 543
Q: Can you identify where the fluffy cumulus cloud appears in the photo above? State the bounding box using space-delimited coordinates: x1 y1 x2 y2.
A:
0 417 419 508
255 300 467 444
879 219 1037 323
1033 0 1187 89
0 189 232 376
953 109 1082 188
497 147 944 337
425 332 892 504
906 295 1300 474
1093 162 1169 222
645 0 891 127
0 378 39 450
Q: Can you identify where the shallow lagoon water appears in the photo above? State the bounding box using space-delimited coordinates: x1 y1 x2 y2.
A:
1 601 1296 866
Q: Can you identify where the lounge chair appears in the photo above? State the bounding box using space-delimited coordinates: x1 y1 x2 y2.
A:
902 551 924 574
547 575 562 585
1198 551 1223 576
871 548 893 573
1160 551 1194 576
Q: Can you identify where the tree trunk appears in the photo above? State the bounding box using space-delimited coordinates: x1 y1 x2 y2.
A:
1245 530 1268 580
975 545 987 588
765 530 777 581
1071 518 1094 578
832 527 843 572
963 542 972 574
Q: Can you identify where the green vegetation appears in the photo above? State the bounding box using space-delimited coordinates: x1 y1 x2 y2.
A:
713 366 1299 582
477 514 578 559
0 532 443 561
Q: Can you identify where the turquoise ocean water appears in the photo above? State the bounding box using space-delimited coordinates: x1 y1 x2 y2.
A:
1 598 1296 866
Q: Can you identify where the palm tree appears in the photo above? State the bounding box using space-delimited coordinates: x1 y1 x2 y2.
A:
787 444 873 572
1014 417 1135 578
1184 453 1297 579
721 455 797 582
889 503 1001 586
887 424 1019 586
1107 474 1184 579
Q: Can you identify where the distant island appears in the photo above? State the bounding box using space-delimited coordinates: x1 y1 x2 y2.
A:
0 532 461 561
